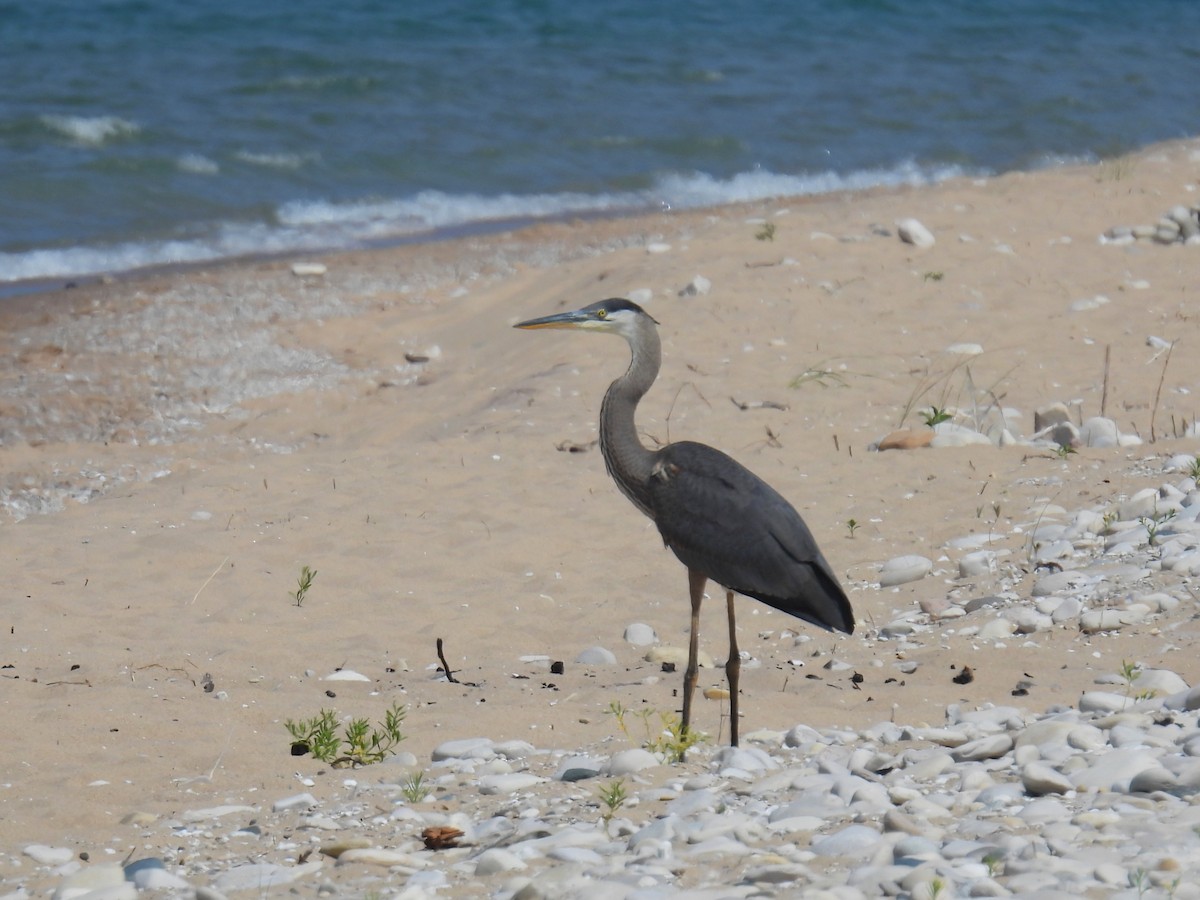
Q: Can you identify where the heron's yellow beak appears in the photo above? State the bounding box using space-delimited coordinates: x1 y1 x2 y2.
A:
513 309 595 330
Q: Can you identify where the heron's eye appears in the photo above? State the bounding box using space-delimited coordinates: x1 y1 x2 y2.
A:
596 309 607 320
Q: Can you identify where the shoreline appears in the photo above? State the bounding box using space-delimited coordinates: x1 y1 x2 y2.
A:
3 137 1200 897
0 205 658 305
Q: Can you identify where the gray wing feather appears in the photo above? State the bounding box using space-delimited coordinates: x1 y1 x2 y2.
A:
646 441 854 634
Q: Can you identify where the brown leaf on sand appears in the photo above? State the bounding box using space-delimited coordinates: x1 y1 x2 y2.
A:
421 826 464 851
875 429 934 451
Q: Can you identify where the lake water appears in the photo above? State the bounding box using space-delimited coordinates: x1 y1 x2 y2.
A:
2 0 1198 287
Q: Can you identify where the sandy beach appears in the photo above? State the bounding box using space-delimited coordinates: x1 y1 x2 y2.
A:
4 139 1200 897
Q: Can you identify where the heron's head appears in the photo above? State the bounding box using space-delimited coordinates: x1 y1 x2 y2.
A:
513 298 657 339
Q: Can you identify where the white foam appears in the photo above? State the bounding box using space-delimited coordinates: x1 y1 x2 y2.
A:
0 161 971 285
40 114 140 146
654 161 966 208
234 150 315 169
177 153 219 175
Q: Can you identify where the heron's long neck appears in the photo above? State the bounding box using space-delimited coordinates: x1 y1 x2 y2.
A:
599 321 661 519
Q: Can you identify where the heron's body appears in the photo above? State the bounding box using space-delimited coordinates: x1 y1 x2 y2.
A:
516 298 853 747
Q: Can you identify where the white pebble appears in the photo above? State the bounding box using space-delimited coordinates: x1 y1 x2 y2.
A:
273 792 318 812
878 555 933 587
607 748 660 775
478 773 545 795
1021 761 1073 795
896 218 936 248
623 623 658 646
290 262 327 276
474 848 527 875
24 844 74 865
575 646 618 665
431 737 495 761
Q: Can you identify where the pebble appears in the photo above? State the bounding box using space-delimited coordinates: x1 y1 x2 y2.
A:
1073 294 1111 315
622 622 657 646
50 864 126 900
1021 761 1074 795
811 824 884 856
944 342 983 356
212 862 324 892
644 645 715 668
431 737 495 761
336 848 426 869
474 848 527 875
877 554 933 587
678 274 712 296
575 646 618 665
478 773 546 794
606 748 661 775
24 845 74 865
874 428 934 451
958 549 995 577
290 261 327 276
896 218 936 248
273 791 318 812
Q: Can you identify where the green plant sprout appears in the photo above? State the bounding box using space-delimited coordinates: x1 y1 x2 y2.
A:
400 771 431 803
920 406 952 428
755 221 776 242
789 366 847 389
607 700 706 763
1116 660 1157 708
291 564 317 607
1139 507 1177 546
285 709 340 761
1128 866 1150 899
846 518 860 538
286 701 407 767
596 778 628 825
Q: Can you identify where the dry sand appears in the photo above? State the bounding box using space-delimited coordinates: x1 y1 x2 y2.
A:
3 138 1200 881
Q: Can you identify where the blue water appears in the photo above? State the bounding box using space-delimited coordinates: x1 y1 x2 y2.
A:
2 0 1198 286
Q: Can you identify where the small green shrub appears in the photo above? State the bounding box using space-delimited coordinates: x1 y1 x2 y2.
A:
286 701 407 767
607 700 706 764
291 565 317 607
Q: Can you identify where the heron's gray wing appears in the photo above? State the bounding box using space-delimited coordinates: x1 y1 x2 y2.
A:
647 441 853 634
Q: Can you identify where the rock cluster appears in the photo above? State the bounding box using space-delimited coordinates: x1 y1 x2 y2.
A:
18 677 1200 899
873 396 1144 454
1102 202 1200 246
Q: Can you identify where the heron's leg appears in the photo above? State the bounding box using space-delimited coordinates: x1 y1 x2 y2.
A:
682 569 706 742
725 589 740 747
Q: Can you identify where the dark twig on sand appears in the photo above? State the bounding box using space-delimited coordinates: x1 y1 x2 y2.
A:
436 638 459 684
1101 344 1111 419
1150 339 1177 443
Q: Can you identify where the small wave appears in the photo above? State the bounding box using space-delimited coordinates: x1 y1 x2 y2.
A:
277 189 639 236
234 150 316 170
0 161 971 285
653 162 970 209
177 153 219 175
40 114 140 146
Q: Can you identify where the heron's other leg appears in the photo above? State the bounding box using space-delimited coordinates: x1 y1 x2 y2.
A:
725 589 740 747
682 569 706 741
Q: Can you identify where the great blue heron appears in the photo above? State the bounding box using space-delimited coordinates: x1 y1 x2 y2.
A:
515 298 854 746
